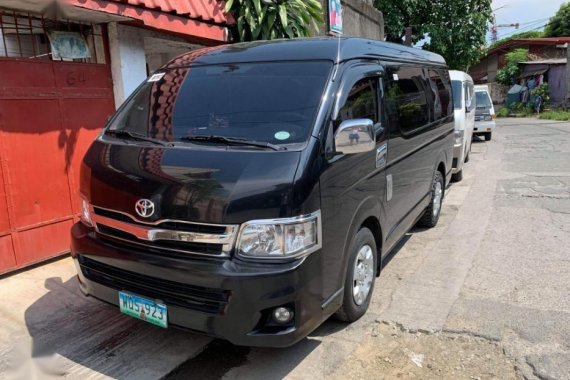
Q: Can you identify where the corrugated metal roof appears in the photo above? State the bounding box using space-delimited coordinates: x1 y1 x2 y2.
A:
521 58 567 65
110 0 234 24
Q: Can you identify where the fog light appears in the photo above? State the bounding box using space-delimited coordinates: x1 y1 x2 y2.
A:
273 307 294 324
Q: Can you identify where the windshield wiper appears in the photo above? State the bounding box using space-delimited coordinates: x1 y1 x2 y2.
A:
105 129 167 146
179 135 285 151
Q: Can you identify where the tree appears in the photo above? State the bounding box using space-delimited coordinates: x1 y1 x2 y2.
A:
374 0 492 71
225 0 323 42
373 0 431 44
495 49 529 85
544 3 570 37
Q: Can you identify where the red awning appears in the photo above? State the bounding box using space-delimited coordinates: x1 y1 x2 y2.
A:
64 0 234 44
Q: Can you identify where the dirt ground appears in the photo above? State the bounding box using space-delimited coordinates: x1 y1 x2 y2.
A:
330 322 520 380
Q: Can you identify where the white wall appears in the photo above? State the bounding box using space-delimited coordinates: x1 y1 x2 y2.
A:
108 23 148 108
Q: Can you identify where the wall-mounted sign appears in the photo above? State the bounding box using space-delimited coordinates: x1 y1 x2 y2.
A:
48 31 91 60
328 0 343 35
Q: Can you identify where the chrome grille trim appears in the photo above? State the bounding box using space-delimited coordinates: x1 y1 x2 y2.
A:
90 206 238 257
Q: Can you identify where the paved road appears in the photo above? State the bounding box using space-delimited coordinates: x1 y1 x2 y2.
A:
0 118 568 380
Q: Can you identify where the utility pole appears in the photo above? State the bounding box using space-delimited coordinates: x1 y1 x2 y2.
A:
491 13 520 43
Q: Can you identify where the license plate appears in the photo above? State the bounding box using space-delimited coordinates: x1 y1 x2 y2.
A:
119 291 168 328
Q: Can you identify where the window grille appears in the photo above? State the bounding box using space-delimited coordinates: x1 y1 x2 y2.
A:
0 9 106 64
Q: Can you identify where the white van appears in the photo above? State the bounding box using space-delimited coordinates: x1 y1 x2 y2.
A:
450 71 475 182
474 85 496 141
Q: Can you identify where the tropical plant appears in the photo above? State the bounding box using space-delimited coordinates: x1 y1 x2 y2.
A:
544 3 570 37
495 49 529 86
225 0 323 42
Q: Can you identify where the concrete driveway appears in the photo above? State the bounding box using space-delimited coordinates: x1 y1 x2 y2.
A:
0 118 568 380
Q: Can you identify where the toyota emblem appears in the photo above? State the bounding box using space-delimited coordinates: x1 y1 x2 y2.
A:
135 199 155 218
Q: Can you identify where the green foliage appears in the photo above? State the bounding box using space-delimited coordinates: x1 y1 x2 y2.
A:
509 102 534 116
532 83 550 101
538 110 570 121
495 49 529 85
487 31 544 51
225 0 323 42
374 0 492 71
496 106 510 117
532 83 550 112
544 3 570 37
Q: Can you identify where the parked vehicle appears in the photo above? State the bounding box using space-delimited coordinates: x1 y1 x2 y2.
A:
449 71 475 182
474 85 496 141
72 38 454 347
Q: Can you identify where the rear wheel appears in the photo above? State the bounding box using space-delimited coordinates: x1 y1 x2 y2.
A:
418 171 444 228
485 132 492 141
335 228 377 322
451 169 463 182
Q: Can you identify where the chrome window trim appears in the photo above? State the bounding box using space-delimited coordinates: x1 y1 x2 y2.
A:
235 210 323 262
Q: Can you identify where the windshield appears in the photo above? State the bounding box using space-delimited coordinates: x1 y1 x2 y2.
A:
475 91 492 108
452 80 463 110
107 61 333 146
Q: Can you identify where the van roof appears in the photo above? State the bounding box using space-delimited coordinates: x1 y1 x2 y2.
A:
449 70 474 82
164 37 447 69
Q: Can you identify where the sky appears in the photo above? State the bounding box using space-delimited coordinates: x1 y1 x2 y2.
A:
490 0 568 41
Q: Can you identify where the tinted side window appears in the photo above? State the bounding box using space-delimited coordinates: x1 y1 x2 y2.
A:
428 69 452 120
337 78 378 124
385 66 429 133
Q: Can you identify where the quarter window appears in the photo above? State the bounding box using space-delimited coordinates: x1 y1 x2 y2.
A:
428 69 452 120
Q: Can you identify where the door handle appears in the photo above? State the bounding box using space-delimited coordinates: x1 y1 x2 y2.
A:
376 143 388 169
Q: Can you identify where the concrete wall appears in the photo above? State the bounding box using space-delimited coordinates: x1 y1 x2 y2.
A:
108 23 204 108
108 23 148 108
318 0 384 40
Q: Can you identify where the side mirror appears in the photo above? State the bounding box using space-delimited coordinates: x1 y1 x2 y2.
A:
334 119 376 155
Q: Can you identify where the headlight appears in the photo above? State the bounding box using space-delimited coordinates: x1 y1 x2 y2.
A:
237 211 321 260
454 130 465 145
484 115 493 121
80 198 93 227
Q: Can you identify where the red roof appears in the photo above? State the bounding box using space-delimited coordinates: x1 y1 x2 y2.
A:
109 0 234 24
65 0 233 43
487 37 570 56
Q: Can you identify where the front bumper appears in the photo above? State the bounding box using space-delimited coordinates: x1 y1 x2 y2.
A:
71 223 326 347
474 121 495 134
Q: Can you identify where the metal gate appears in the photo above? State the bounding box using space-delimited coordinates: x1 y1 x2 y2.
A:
0 11 115 274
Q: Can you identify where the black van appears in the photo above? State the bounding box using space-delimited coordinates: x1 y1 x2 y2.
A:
72 38 454 347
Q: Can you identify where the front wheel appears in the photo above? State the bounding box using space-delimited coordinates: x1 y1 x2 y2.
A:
335 228 377 322
485 132 492 141
418 171 444 228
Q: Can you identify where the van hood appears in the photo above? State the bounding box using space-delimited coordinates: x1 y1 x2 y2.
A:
81 140 301 225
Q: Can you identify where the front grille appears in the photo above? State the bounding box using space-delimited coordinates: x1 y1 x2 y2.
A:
90 206 237 258
93 207 227 234
78 255 230 314
97 224 224 256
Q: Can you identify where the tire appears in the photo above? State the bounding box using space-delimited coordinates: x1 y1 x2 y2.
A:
485 132 492 141
418 171 444 228
451 169 463 182
335 228 377 322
